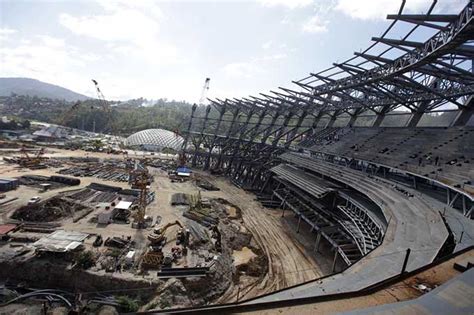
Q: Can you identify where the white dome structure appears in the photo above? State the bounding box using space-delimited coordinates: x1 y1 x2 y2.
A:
125 129 184 152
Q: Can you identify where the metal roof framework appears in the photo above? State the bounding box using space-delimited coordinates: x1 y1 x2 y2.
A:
183 1 474 189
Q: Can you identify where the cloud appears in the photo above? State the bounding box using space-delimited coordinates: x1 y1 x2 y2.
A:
302 15 328 33
37 35 65 48
262 40 273 50
260 53 287 61
223 62 262 78
334 0 466 20
58 0 181 65
257 0 313 9
0 28 17 41
0 31 106 99
59 10 159 43
222 52 288 78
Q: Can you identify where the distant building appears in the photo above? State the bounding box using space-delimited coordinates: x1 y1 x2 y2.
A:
125 128 184 152
33 125 69 141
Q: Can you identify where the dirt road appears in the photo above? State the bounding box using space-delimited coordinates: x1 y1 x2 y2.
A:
208 176 322 302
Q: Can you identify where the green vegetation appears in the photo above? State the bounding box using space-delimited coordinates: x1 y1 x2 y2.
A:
116 295 139 312
0 95 194 136
75 250 96 269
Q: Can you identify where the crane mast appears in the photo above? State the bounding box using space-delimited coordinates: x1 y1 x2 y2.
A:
199 78 210 105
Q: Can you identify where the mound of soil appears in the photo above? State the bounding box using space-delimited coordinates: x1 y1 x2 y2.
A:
12 197 86 222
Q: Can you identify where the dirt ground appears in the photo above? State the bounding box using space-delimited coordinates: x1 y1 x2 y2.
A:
197 173 323 302
0 147 324 306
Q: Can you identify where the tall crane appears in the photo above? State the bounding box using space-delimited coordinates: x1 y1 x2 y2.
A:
175 78 211 167
199 78 210 105
91 79 109 133
92 79 106 103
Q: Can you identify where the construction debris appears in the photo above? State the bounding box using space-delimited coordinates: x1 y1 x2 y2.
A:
195 178 219 191
171 193 189 206
11 197 90 222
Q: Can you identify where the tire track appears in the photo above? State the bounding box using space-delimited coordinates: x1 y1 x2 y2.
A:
212 177 322 300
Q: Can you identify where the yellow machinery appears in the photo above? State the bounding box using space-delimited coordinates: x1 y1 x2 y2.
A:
18 146 46 168
148 220 184 245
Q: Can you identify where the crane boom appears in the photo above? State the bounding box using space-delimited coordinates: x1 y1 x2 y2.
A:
199 78 210 104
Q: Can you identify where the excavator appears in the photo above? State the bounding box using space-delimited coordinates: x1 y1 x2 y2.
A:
143 220 189 269
147 220 184 247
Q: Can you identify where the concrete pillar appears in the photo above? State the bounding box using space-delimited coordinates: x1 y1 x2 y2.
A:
372 105 391 127
326 110 340 128
348 108 362 127
451 96 474 127
406 111 424 128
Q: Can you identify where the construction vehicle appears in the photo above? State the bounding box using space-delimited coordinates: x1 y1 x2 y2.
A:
93 235 103 247
18 146 46 169
148 220 184 246
56 79 115 133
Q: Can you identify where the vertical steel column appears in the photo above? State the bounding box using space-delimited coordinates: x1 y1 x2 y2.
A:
182 103 197 151
205 101 226 170
192 105 211 166
217 106 240 169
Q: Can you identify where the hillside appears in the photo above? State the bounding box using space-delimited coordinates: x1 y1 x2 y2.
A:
0 78 90 102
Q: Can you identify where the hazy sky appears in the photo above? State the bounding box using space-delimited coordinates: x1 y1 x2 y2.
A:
0 0 468 102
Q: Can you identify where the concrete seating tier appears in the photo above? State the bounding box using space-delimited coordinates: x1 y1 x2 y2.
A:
249 153 448 304
308 127 474 195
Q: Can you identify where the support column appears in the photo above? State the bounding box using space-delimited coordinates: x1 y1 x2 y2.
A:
348 108 362 127
326 110 340 128
182 103 197 149
296 215 302 233
332 248 339 272
451 96 474 127
192 105 211 166
314 231 322 253
205 103 226 169
372 105 391 127
407 78 441 127
217 107 240 169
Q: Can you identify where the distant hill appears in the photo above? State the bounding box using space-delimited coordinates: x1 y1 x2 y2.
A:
0 77 90 102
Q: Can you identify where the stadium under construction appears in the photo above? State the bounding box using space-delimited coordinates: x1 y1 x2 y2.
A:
0 1 473 314
178 1 474 313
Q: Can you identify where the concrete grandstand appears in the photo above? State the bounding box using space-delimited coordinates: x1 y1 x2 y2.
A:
171 1 474 313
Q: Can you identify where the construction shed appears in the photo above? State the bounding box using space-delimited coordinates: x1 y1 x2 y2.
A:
32 230 89 253
114 201 132 211
96 203 114 224
0 177 19 192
